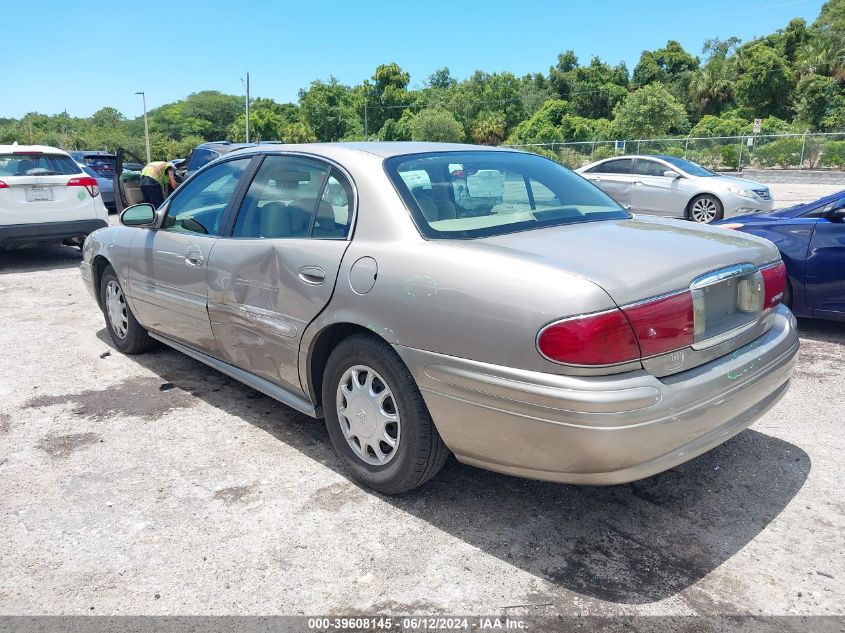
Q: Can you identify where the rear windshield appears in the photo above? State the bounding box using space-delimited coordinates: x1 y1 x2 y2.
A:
0 152 83 177
80 155 116 176
385 151 629 239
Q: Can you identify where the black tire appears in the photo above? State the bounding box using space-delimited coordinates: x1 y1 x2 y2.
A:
99 265 156 354
322 334 450 494
687 194 724 223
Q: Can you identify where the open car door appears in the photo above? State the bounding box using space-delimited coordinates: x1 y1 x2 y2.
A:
113 148 149 213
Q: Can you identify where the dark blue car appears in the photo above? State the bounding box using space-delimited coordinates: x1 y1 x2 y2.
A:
714 192 845 322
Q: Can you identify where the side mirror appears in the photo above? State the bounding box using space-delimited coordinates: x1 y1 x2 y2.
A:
120 203 156 227
663 170 681 179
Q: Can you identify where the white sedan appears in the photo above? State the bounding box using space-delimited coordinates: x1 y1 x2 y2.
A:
0 144 108 249
577 155 774 223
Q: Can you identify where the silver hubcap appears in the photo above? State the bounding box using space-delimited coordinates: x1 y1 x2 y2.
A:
105 280 129 340
691 197 718 223
336 365 400 466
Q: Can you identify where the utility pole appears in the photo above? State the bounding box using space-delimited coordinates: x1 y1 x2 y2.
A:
243 72 250 143
135 91 151 163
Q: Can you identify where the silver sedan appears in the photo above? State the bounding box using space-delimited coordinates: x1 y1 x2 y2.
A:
577 154 774 222
80 142 798 494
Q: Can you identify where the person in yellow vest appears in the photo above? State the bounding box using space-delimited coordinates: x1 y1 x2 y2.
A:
139 160 179 208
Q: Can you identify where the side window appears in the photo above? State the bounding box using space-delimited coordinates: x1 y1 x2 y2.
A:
163 158 251 235
313 170 354 239
232 155 330 239
598 159 633 174
634 159 667 177
805 197 845 218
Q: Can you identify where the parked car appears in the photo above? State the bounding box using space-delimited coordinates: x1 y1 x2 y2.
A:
183 141 257 179
78 164 115 213
576 155 774 223
0 144 108 249
715 191 845 322
80 142 798 494
69 151 117 179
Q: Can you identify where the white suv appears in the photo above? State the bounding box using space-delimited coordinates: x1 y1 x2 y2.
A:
0 144 108 249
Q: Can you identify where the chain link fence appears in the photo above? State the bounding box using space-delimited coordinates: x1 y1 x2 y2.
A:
507 132 845 171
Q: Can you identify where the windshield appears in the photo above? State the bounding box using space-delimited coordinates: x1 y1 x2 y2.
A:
0 152 83 177
385 151 630 239
659 156 715 177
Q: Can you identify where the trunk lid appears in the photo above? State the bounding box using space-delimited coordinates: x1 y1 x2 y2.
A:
450 215 779 306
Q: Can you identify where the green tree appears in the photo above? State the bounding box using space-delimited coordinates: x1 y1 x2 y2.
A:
410 109 464 142
90 107 125 129
690 38 740 115
298 77 362 141
612 83 688 138
734 44 791 118
795 74 842 128
631 40 699 105
471 112 507 145
427 67 456 89
550 54 629 119
362 63 413 136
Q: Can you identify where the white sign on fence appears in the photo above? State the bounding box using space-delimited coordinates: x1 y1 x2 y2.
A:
747 137 754 147
753 118 762 133
615 140 625 151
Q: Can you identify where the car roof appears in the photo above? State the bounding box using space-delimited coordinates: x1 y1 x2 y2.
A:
197 141 256 150
0 144 72 155
591 155 677 162
242 141 521 159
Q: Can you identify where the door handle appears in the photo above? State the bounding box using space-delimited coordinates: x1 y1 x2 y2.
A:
298 266 326 285
185 252 204 267
633 180 642 185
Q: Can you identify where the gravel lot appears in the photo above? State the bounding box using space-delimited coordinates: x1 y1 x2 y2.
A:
0 184 843 619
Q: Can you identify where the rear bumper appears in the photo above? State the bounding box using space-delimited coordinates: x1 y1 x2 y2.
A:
0 219 108 247
395 305 799 485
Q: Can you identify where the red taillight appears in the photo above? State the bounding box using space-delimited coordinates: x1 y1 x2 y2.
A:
538 293 695 366
538 309 641 365
67 176 100 198
622 291 695 357
761 262 787 310
0 180 8 189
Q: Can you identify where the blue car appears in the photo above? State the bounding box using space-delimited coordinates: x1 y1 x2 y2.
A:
715 191 845 322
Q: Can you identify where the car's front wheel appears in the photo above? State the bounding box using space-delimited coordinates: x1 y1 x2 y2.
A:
322 334 450 494
688 194 724 223
100 265 156 354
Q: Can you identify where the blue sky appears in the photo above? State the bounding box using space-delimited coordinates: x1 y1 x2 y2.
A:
4 0 826 119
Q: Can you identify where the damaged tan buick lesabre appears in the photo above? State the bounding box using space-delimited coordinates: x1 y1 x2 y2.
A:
80 142 799 494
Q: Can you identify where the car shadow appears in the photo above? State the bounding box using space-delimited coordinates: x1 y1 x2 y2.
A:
797 317 844 345
94 329 811 605
0 245 82 274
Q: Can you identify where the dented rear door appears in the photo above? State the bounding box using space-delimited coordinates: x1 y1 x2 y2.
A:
206 238 350 394
205 154 355 395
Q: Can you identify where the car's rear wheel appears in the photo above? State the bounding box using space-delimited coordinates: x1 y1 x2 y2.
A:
688 194 724 223
100 265 156 354
322 334 450 494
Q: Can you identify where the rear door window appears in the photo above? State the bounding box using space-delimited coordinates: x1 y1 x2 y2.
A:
232 156 354 240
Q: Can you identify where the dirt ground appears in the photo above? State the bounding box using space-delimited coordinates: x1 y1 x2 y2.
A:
0 188 843 619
